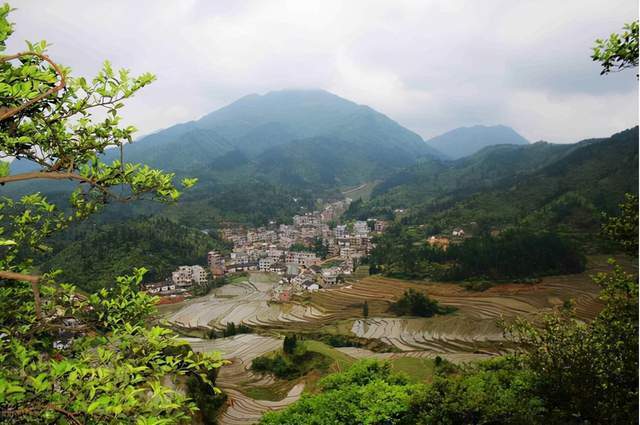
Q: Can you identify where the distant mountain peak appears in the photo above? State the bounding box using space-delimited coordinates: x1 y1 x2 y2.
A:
425 124 528 159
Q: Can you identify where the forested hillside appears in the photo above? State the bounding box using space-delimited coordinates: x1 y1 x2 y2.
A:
348 127 638 237
39 217 230 292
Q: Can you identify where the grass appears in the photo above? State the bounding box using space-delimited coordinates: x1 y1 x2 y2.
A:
390 357 436 382
321 259 344 268
230 273 250 284
352 265 370 280
304 340 356 371
243 381 296 401
341 181 378 201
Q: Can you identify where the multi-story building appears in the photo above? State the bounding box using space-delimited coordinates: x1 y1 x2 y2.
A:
286 251 320 267
374 220 388 233
354 221 369 237
293 213 320 227
259 257 277 272
207 250 226 276
321 267 340 285
172 265 208 287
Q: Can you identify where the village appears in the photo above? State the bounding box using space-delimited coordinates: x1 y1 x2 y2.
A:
144 198 391 301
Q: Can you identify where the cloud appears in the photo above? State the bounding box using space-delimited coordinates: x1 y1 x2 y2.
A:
6 0 638 142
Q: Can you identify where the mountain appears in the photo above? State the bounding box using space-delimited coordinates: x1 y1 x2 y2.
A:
119 89 441 183
347 127 638 237
6 90 443 227
426 125 529 159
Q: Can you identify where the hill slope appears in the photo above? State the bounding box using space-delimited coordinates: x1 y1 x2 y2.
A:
426 125 529 159
348 127 638 236
120 89 441 187
40 217 230 292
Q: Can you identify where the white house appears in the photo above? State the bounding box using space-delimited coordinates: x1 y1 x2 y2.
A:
172 265 207 287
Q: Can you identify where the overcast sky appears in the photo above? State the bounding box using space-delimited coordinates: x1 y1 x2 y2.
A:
7 0 639 142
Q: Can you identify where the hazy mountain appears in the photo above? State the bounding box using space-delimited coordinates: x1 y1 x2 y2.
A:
347 127 638 234
426 124 529 159
106 89 442 192
7 90 442 219
369 141 576 208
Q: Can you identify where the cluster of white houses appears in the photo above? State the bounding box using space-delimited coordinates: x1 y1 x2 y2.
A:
144 265 208 296
145 199 389 298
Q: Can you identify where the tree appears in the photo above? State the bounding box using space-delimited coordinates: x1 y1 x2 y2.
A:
592 20 639 76
312 236 329 259
504 187 639 424
0 5 223 423
362 300 369 318
224 321 237 337
601 193 638 255
390 289 442 317
260 359 415 425
283 334 297 355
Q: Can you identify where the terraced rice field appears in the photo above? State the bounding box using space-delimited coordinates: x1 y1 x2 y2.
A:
187 334 304 425
167 273 327 329
171 257 621 423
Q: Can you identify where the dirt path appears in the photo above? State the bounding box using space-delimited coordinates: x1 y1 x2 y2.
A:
335 347 493 364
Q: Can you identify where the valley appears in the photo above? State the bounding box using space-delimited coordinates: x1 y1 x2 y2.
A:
1 4 638 425
161 254 615 423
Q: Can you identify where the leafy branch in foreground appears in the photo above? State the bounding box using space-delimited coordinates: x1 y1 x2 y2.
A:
0 3 225 423
592 20 639 76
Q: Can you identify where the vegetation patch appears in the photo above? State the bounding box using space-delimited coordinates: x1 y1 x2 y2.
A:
389 288 455 317
251 337 333 380
371 227 586 282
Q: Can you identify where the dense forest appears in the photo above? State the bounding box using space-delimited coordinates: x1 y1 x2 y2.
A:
345 127 639 242
370 226 586 281
39 217 230 292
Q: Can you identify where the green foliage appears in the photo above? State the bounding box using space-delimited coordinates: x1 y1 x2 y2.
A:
312 236 329 259
186 370 227 425
0 275 225 423
592 20 639 76
505 262 638 424
282 334 297 355
601 193 638 255
288 243 308 252
38 216 229 292
164 181 315 228
372 227 585 282
86 267 158 330
0 6 225 423
354 128 638 243
389 289 447 317
251 340 331 380
260 359 416 425
405 357 543 425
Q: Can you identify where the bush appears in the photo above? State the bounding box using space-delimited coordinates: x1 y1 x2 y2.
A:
186 371 227 424
389 289 450 317
251 342 331 380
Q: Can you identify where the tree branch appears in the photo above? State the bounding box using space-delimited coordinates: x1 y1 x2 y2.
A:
0 51 66 122
0 170 93 185
0 270 42 319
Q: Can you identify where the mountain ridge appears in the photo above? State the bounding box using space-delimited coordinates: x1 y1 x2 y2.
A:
426 124 529 159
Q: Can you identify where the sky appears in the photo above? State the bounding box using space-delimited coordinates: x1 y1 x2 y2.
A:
7 0 639 143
